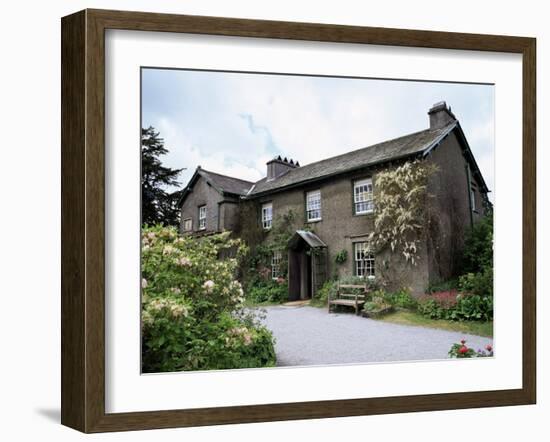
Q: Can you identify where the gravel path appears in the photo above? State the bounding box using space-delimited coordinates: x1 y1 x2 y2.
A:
254 305 492 367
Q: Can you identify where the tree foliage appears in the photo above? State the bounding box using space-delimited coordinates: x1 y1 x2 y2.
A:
141 126 184 226
458 212 494 297
462 212 493 273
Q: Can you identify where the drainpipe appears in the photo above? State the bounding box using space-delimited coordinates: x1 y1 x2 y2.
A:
465 164 474 228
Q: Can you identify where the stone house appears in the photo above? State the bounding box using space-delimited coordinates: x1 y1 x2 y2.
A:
179 102 491 299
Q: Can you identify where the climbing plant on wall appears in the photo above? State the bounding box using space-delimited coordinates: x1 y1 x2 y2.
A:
252 210 298 278
368 159 438 287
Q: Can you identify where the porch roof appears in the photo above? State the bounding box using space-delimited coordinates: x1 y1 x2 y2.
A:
288 230 327 249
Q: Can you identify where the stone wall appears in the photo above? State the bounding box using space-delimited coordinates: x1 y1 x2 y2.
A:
179 177 223 233
241 167 431 296
425 130 490 284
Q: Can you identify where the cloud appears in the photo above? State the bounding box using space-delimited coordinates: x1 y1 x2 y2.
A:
142 69 494 200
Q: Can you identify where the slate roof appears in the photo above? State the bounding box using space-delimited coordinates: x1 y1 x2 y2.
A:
178 167 254 207
197 168 254 196
247 122 456 197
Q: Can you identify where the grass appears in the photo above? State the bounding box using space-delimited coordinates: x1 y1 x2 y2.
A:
376 309 493 337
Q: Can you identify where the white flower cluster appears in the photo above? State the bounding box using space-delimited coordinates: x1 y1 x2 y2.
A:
229 280 245 304
203 280 215 293
162 245 176 256
177 256 191 267
226 326 253 346
148 298 189 319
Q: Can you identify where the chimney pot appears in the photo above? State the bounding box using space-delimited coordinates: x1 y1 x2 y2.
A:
266 155 299 180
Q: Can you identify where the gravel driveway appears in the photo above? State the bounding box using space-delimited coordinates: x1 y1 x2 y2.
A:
254 305 492 366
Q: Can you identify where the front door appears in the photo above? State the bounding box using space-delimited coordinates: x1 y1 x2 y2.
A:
288 246 312 301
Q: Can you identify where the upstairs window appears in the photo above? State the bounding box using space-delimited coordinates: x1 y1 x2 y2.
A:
306 190 322 221
183 218 192 231
354 178 374 214
354 242 375 277
271 250 282 279
262 203 273 230
198 205 206 230
470 186 477 212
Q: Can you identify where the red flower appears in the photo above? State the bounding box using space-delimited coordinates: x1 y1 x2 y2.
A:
458 345 469 354
485 344 493 352
460 339 466 345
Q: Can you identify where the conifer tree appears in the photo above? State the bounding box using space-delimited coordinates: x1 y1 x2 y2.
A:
141 126 184 226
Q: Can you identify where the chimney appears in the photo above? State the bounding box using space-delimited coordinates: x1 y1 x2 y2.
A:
428 101 456 129
266 155 300 180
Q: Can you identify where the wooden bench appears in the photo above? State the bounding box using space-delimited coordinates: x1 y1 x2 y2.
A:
328 283 369 315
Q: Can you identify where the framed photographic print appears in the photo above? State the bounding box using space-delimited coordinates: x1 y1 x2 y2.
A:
61 9 536 433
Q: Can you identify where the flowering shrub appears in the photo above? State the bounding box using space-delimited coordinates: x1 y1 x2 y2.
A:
417 290 492 322
417 289 459 318
448 339 494 358
368 160 438 267
141 225 276 372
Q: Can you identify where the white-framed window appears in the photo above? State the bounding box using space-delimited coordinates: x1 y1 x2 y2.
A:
198 205 206 230
271 250 282 279
306 190 322 221
354 178 374 214
354 242 375 277
183 218 192 231
262 202 273 230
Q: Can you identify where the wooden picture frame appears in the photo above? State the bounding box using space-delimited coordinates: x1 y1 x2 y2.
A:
61 8 536 433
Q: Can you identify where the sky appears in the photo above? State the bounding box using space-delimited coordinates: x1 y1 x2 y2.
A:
142 68 494 198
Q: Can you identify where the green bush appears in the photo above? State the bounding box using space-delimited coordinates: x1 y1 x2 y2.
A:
462 213 493 273
426 279 459 294
380 288 418 310
334 249 348 264
454 294 493 321
141 225 276 372
418 298 443 319
417 290 492 322
314 280 338 305
247 279 288 304
363 301 379 311
459 213 493 300
459 267 493 298
187 312 276 370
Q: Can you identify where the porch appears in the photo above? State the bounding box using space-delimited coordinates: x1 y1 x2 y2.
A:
287 230 328 301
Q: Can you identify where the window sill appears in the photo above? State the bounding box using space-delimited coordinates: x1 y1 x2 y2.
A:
354 211 374 217
306 218 322 223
